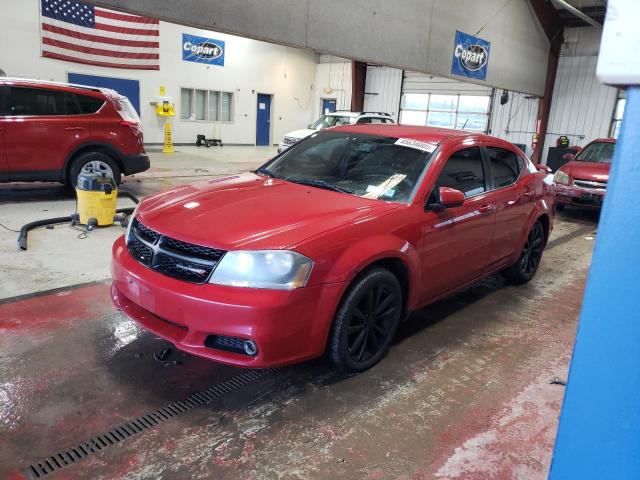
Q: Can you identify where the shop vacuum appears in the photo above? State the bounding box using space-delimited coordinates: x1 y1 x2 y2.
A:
17 172 140 250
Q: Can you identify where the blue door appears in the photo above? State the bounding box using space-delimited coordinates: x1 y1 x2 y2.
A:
67 73 141 115
256 94 271 146
322 98 337 114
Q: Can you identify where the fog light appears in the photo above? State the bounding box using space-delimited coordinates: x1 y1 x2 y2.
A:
243 340 258 356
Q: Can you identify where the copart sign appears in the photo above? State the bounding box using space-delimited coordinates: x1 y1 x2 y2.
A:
451 30 490 81
182 33 225 66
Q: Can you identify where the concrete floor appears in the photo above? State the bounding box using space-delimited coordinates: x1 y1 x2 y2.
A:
0 147 599 479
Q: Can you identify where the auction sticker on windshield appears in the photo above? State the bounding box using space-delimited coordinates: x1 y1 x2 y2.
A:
395 138 438 153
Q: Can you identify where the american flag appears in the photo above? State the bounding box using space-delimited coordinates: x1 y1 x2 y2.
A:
40 0 159 70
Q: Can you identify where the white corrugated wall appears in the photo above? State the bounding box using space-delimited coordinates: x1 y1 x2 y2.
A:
542 56 617 163
489 92 539 156
401 71 492 95
363 66 403 120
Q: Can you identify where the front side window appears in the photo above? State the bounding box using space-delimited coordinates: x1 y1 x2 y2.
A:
487 147 521 188
575 141 615 163
259 132 434 203
435 147 485 197
7 87 66 116
309 115 354 130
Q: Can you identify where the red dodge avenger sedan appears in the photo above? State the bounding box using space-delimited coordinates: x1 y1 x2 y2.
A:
111 125 555 371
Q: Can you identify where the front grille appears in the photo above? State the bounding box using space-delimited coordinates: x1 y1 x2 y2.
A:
283 136 298 146
126 218 226 284
574 179 607 190
128 238 154 266
162 237 224 262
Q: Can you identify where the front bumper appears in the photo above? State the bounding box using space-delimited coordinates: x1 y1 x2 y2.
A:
555 184 605 208
110 236 345 367
122 153 150 176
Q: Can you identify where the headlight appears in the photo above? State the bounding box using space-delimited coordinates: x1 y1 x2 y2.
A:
554 170 570 185
210 250 313 290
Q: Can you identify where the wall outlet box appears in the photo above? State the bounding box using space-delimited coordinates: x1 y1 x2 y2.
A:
597 0 640 85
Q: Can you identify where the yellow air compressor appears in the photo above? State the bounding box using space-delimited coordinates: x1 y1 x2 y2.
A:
75 172 118 229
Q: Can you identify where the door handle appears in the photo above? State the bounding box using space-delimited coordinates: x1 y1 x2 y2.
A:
523 190 535 199
65 126 84 131
478 204 496 214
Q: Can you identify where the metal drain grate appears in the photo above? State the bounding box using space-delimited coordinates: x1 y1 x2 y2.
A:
24 368 275 479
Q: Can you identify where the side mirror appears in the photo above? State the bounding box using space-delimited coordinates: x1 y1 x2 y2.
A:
536 163 552 173
428 186 465 210
562 153 574 162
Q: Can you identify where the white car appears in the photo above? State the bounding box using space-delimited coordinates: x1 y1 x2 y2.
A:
278 111 395 152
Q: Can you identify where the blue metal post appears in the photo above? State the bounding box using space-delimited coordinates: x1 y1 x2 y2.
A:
550 86 640 479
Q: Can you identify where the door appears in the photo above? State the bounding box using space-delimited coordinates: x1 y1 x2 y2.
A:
322 98 337 115
4 86 90 176
68 73 140 115
417 146 497 301
256 94 271 146
483 146 537 267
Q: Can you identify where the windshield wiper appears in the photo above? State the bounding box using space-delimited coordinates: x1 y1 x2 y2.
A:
288 178 353 194
255 167 283 179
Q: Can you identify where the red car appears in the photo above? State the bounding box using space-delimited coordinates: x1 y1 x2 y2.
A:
554 138 615 209
0 78 149 186
111 125 554 371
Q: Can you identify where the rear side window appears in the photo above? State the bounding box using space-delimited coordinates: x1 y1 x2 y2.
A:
8 87 66 116
487 147 521 188
436 147 486 197
75 94 105 114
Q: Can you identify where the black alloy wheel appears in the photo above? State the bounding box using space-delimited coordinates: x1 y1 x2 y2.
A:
504 220 545 284
329 267 402 371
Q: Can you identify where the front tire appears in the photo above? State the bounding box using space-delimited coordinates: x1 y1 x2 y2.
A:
68 152 121 187
328 267 403 372
503 220 545 284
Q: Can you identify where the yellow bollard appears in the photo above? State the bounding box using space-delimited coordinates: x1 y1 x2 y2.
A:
163 121 174 153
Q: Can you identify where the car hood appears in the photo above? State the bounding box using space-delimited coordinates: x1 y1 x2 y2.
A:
562 160 610 182
284 128 315 140
136 173 399 250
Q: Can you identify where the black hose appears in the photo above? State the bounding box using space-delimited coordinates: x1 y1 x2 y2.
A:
18 192 139 250
18 216 74 251
117 190 140 204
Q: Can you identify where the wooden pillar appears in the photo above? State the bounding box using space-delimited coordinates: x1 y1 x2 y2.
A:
529 0 565 164
351 61 367 112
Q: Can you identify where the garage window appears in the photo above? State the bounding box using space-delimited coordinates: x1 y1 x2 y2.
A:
181 88 233 122
399 94 490 132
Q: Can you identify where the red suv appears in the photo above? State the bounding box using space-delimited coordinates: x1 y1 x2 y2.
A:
111 125 554 371
0 78 149 186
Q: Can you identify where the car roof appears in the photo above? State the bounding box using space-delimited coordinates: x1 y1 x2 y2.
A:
328 111 392 118
0 77 115 97
591 138 616 144
328 124 499 144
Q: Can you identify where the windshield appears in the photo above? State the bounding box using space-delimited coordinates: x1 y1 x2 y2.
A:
575 141 615 163
309 115 355 130
258 131 435 203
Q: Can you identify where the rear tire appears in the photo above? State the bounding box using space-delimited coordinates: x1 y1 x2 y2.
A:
503 220 545 285
68 152 121 187
328 267 403 372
